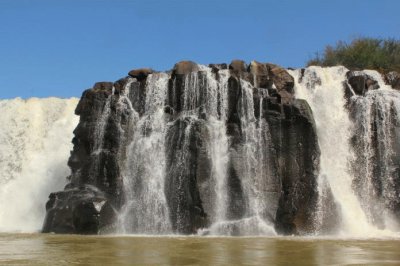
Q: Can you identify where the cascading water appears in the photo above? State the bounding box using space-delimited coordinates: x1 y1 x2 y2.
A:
119 73 171 234
206 75 276 236
164 66 232 234
290 66 399 236
215 80 275 235
12 61 399 237
0 97 78 232
351 82 400 231
89 87 115 184
203 68 230 225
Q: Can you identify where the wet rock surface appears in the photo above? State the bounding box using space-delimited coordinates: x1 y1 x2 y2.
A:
43 60 320 235
128 68 154 81
348 88 400 226
346 71 379 96
269 99 320 234
42 185 116 234
385 71 400 90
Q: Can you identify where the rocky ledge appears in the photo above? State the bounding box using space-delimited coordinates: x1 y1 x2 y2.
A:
43 60 321 235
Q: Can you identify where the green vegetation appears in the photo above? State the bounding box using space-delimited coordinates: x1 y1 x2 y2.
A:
307 37 400 73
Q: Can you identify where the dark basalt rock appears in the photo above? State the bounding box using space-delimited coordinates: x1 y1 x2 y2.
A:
346 71 379 96
229 60 247 73
249 61 272 89
226 60 295 104
43 60 320 235
385 71 400 90
164 118 209 234
248 61 269 76
128 68 153 79
44 76 142 234
173 61 199 75
266 63 295 104
226 76 241 124
267 99 320 234
128 68 154 81
348 86 400 226
93 82 114 92
267 63 295 93
42 185 117 234
113 78 128 95
349 75 366 95
209 63 228 73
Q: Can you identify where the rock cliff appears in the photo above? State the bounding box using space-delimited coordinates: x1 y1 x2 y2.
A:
43 60 322 235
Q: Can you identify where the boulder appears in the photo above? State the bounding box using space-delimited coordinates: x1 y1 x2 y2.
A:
385 71 400 90
93 82 113 92
42 185 117 234
348 75 367 95
173 61 199 75
128 68 154 81
266 63 295 93
229 60 247 73
249 61 269 76
346 71 379 96
248 61 272 88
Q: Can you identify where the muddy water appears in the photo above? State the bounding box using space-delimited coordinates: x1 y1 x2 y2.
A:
0 234 399 265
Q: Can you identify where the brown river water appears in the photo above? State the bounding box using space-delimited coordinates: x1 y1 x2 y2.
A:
0 233 399 265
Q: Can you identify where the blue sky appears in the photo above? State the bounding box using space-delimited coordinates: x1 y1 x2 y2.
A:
0 0 399 98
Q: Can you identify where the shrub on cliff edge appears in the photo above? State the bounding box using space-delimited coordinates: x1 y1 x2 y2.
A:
307 37 400 73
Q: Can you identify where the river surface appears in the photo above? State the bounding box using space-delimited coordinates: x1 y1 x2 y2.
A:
0 234 399 265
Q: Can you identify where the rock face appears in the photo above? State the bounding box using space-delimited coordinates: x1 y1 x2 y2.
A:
268 100 320 234
43 61 321 235
42 185 116 234
385 71 400 90
346 71 379 96
347 72 400 227
128 68 154 81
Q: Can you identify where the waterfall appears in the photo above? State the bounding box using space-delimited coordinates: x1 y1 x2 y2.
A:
89 88 115 184
230 79 276 235
207 77 276 236
202 69 230 231
9 61 399 237
164 66 232 234
351 87 400 231
0 97 78 232
290 66 398 236
203 68 230 224
118 73 171 234
86 65 278 235
207 117 229 223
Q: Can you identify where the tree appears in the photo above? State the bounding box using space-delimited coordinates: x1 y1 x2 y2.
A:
307 38 400 73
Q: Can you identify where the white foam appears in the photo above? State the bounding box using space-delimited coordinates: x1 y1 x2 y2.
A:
290 66 400 237
0 97 79 232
